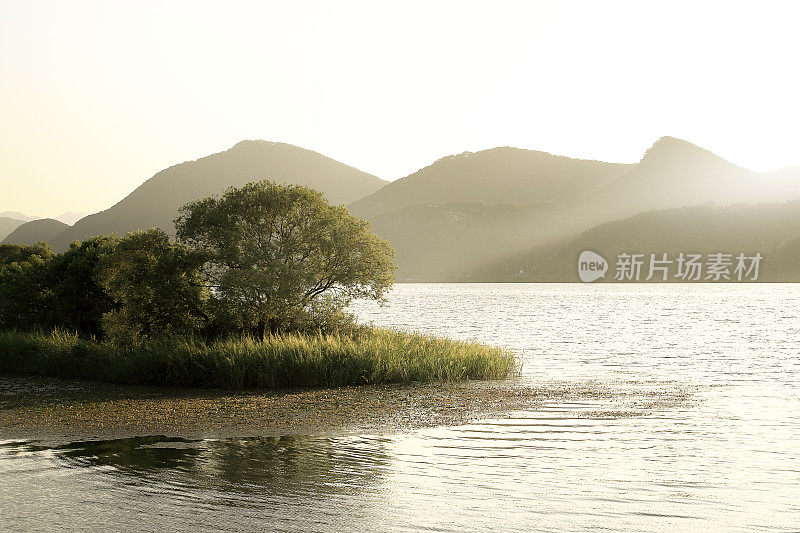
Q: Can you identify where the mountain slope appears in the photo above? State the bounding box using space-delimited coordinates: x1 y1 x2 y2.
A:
2 219 69 246
478 201 800 281
769 236 800 279
0 217 27 241
0 212 39 222
14 136 800 281
366 201 553 280
348 147 632 218
50 141 386 250
350 137 800 281
587 137 800 218
347 146 632 278
354 138 800 280
54 211 89 225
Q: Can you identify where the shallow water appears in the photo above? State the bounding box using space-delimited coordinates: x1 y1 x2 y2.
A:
2 284 800 531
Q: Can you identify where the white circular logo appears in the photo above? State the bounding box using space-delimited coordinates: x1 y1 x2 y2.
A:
578 251 608 282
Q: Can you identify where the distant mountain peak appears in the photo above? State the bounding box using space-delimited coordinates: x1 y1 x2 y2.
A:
46 141 386 251
230 139 287 150
596 136 759 214
2 218 68 246
0 211 39 222
652 135 690 146
419 146 609 177
54 211 90 226
228 139 323 155
644 136 702 155
640 136 718 164
348 145 631 219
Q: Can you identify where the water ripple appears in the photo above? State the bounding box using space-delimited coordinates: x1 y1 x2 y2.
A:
2 283 800 531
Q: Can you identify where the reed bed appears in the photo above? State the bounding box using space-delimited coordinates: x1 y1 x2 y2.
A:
0 328 517 390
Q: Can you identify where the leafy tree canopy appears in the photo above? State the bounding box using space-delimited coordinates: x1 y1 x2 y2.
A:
176 181 396 336
47 236 119 337
97 229 209 343
0 242 55 329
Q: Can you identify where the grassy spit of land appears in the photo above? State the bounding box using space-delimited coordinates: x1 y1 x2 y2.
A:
0 328 517 390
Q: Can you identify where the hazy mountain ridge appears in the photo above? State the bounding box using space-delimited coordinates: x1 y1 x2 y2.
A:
47 141 387 251
589 137 782 216
2 218 69 246
354 137 800 279
473 201 800 282
8 136 800 280
0 211 39 222
366 200 555 280
0 212 89 235
0 217 27 241
53 211 90 225
349 147 632 219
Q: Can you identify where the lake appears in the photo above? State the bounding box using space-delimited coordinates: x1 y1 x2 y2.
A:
2 283 799 531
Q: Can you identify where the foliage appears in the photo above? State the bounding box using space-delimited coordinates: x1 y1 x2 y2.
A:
0 182 397 342
0 242 53 265
0 181 408 384
97 229 209 343
176 181 396 337
46 236 119 337
0 243 55 329
0 328 517 390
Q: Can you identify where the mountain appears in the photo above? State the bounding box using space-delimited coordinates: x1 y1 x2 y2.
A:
0 211 38 222
0 217 27 241
0 211 91 227
588 137 768 216
54 211 90 225
476 201 800 282
49 141 386 251
367 201 553 280
349 147 631 218
10 136 800 281
352 136 789 227
348 147 633 278
769 236 800 280
2 219 69 246
354 138 800 279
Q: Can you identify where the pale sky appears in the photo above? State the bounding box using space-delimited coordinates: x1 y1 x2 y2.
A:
2 0 799 217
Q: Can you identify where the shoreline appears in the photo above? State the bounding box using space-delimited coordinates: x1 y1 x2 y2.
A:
0 373 692 445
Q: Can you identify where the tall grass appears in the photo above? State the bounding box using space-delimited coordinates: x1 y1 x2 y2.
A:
0 328 517 390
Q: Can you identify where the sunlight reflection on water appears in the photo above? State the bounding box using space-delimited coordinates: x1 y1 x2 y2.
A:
2 284 799 531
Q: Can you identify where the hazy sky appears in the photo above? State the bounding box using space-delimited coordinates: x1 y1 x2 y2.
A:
2 1 799 217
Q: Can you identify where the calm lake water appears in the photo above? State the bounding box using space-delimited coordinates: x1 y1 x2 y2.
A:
2 283 800 531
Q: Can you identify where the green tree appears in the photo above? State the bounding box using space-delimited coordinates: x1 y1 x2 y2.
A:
0 243 55 329
47 236 119 337
97 229 209 343
175 180 396 337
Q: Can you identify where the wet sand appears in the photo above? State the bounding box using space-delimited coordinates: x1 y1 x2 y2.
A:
0 373 692 444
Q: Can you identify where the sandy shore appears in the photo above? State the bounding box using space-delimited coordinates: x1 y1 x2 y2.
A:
0 373 691 444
